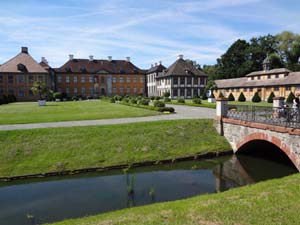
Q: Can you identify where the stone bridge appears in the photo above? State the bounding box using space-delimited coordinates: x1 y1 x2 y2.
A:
215 97 300 171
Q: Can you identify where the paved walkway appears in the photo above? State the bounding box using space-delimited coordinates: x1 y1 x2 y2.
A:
0 104 215 131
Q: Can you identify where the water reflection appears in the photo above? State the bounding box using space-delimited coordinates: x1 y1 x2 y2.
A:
0 155 296 225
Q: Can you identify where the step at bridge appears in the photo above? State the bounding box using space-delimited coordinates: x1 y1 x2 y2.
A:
214 97 300 171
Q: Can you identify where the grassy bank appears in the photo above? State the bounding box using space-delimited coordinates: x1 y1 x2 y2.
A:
0 100 160 125
0 119 230 177
49 173 300 225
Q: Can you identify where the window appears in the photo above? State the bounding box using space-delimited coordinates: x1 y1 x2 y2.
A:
257 76 261 80
140 77 144 83
120 87 124 94
133 76 137 83
187 77 192 85
58 75 62 83
18 75 25 83
251 77 254 80
194 89 198 96
267 75 271 79
8 75 13 84
81 75 85 83
66 76 70 83
113 87 117 94
28 90 33 96
126 76 130 83
173 89 178 96
74 87 78 94
120 76 124 83
274 87 279 91
81 87 86 95
249 88 253 92
66 87 70 94
187 89 191 96
200 77 205 85
113 76 117 83
8 89 14 95
126 87 130 94
0 89 3 94
38 75 43 82
173 78 178 85
286 86 291 91
243 88 247 92
18 89 24 97
101 76 105 83
140 88 144 94
133 87 137 94
0 75 3 83
180 77 185 85
275 74 279 78
89 87 93 94
29 75 34 83
89 76 93 83
73 76 78 83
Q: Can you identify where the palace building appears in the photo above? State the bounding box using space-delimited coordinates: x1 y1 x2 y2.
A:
154 55 207 99
214 57 300 101
0 47 51 101
146 62 166 97
53 55 146 97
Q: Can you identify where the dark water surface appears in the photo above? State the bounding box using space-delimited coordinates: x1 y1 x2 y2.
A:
0 155 296 225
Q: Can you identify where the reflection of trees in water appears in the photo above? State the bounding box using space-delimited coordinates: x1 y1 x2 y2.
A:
125 173 136 207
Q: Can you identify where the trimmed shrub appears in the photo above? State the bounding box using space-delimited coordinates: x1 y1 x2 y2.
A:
150 96 155 101
158 107 175 113
130 98 137 104
177 98 185 103
113 95 123 101
252 92 261 102
238 92 246 102
163 92 170 98
192 98 202 104
228 93 235 101
122 98 130 103
164 97 171 102
110 98 116 103
153 100 165 107
53 92 62 100
138 99 150 106
267 92 275 103
286 92 295 103
218 92 224 98
154 96 161 100
201 91 208 100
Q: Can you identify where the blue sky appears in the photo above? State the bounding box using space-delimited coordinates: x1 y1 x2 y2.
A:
0 0 299 69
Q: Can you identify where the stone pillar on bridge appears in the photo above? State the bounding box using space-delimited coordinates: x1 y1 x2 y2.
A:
273 97 285 108
215 97 228 135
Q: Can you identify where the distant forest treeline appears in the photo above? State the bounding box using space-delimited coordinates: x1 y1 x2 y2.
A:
203 31 300 81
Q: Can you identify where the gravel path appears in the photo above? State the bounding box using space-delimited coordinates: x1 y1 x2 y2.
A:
0 104 215 131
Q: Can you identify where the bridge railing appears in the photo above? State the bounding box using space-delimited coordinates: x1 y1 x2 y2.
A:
226 104 300 128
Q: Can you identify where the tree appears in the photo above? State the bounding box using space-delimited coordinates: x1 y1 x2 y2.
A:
267 92 275 103
228 93 235 101
238 92 246 102
252 92 261 102
31 81 48 100
286 91 295 103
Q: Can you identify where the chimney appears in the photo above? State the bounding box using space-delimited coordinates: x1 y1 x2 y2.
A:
177 54 184 60
154 62 158 66
108 56 112 61
21 47 28 54
41 57 48 64
69 54 74 60
159 61 162 65
89 55 94 61
126 56 130 62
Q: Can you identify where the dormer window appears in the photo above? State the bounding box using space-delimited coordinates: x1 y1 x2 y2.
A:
258 76 261 80
275 74 279 78
17 63 28 73
267 75 271 79
251 77 254 80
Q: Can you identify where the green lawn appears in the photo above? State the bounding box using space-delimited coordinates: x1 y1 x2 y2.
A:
0 119 230 177
49 173 300 225
0 100 160 125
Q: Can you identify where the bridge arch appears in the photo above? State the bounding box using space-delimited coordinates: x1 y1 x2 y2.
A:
235 132 298 170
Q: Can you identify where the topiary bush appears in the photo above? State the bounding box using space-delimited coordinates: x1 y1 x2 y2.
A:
218 92 224 98
53 92 62 100
177 98 185 103
154 96 161 100
113 95 123 101
150 96 155 101
138 99 150 106
286 91 295 103
192 98 202 104
158 107 175 113
252 92 261 102
122 98 130 103
163 92 170 98
238 92 246 102
228 93 235 101
153 100 165 107
130 98 137 104
267 92 275 103
110 98 116 103
164 97 171 102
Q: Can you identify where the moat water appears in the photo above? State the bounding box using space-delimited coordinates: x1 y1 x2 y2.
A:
0 154 297 225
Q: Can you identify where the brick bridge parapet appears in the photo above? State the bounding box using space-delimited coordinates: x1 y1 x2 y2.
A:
215 97 300 171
